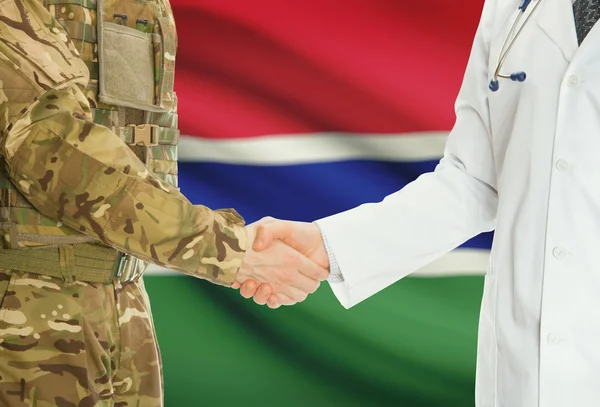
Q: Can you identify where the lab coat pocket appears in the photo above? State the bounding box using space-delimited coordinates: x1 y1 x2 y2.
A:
475 270 498 407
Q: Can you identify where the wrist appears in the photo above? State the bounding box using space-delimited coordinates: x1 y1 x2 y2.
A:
311 222 331 270
234 225 255 284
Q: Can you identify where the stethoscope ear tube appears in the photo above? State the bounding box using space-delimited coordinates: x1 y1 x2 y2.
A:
489 0 541 92
510 71 526 82
489 80 500 92
519 0 533 11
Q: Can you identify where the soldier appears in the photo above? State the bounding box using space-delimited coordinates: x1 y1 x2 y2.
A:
0 0 329 406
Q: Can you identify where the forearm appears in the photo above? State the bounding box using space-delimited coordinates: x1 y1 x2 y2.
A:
317 162 497 307
0 0 246 285
5 85 246 285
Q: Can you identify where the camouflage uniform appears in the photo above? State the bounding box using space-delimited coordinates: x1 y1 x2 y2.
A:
0 0 247 405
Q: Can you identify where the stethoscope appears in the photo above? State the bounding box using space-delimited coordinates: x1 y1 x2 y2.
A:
489 0 543 91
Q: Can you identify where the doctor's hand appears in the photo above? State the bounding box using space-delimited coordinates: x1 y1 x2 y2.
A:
234 222 329 306
232 217 330 308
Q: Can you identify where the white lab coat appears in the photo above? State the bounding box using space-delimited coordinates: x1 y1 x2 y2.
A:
316 0 600 405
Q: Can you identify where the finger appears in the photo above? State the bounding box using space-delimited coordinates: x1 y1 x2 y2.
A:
275 293 296 307
253 283 273 306
240 280 258 299
267 295 281 309
287 271 320 295
231 282 241 289
296 253 330 281
279 284 309 304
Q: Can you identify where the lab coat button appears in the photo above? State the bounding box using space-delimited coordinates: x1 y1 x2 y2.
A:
553 246 566 260
547 334 561 346
556 159 569 172
567 75 579 87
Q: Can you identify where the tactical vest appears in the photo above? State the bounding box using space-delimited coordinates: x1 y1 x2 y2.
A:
0 0 179 280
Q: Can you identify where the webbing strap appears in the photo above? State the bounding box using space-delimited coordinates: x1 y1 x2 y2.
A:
116 125 179 146
59 20 97 43
45 0 97 10
152 172 177 188
147 158 177 175
59 245 76 283
0 244 119 284
0 189 33 209
85 61 98 80
146 111 178 129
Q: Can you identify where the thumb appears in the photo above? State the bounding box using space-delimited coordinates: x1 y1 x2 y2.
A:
252 221 292 251
252 224 275 251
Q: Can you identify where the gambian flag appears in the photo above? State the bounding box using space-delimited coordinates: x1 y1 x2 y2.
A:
144 1 489 406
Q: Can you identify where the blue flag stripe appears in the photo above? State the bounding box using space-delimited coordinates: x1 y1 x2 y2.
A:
178 160 493 250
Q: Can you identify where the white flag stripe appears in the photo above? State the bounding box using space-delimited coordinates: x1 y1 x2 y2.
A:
143 248 489 278
179 132 449 165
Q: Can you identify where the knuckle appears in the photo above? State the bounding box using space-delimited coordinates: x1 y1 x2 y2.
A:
307 266 321 280
279 268 294 283
283 250 300 265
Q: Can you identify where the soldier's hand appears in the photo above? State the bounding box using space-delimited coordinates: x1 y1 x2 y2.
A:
233 222 329 308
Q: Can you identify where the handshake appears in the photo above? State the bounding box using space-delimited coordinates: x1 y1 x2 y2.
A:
232 217 330 309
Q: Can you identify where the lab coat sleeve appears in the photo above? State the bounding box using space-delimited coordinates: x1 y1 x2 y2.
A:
316 0 499 309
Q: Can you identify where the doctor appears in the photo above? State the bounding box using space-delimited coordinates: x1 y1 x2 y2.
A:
234 0 600 405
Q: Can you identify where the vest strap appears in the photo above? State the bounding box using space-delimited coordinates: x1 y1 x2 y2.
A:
116 124 179 146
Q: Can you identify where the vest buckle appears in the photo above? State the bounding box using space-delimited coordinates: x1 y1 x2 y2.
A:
112 251 145 283
127 124 159 146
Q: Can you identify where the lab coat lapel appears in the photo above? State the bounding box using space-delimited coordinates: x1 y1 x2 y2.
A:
536 0 578 61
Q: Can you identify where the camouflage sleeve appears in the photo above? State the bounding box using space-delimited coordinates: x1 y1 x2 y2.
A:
0 0 246 286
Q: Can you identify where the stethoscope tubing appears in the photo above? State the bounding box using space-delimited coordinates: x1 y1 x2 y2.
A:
490 0 543 91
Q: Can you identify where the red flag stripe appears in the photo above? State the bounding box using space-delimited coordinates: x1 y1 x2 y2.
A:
171 0 485 139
